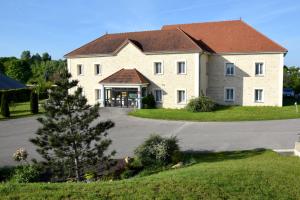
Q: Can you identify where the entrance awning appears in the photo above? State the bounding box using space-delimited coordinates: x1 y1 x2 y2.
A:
99 68 150 85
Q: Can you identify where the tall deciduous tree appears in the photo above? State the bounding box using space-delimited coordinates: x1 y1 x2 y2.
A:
30 70 115 181
21 50 31 61
6 60 31 83
42 52 51 61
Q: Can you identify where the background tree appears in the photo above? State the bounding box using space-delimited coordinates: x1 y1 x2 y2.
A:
283 66 300 93
31 53 42 63
6 60 31 83
42 52 51 61
21 50 31 61
30 70 115 181
1 92 10 117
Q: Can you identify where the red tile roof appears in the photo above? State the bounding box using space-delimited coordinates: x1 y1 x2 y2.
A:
65 30 202 57
99 68 150 84
162 20 287 53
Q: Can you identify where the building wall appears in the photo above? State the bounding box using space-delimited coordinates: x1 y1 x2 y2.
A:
207 53 284 106
68 42 199 108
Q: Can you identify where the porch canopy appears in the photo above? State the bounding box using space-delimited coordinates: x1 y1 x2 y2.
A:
99 68 150 108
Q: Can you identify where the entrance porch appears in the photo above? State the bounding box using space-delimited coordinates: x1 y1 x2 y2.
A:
98 68 150 109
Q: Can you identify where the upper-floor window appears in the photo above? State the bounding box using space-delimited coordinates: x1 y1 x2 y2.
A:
254 89 263 102
225 88 235 102
77 64 83 75
94 64 101 75
255 62 264 76
225 63 234 76
177 89 186 104
154 89 162 102
177 61 186 74
154 62 163 75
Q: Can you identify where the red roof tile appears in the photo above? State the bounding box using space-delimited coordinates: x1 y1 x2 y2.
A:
65 30 202 57
162 20 287 53
99 68 150 84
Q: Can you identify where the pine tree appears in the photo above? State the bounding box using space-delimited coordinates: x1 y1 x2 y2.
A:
30 90 39 114
30 70 115 181
1 92 10 117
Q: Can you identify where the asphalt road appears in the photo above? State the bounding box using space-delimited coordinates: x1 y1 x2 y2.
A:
0 108 299 166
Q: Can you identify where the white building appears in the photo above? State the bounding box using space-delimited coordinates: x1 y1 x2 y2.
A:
65 20 287 108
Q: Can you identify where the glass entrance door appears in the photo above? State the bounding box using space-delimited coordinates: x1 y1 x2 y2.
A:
105 88 138 108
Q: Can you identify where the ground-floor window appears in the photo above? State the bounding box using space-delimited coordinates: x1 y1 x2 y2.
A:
154 89 162 102
177 90 186 104
224 88 235 102
254 89 263 102
95 89 101 100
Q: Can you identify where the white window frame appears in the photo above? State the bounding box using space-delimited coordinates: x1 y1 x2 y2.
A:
254 88 264 103
77 64 84 76
176 89 187 104
224 87 235 102
95 89 101 100
224 62 235 76
176 60 187 75
94 64 102 76
153 61 164 75
254 62 265 76
78 86 85 96
153 89 163 103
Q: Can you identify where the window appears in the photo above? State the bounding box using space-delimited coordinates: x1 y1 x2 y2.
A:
154 62 163 75
154 89 162 102
255 62 264 76
177 90 186 104
77 64 83 75
225 88 235 102
95 89 101 100
225 63 234 76
95 64 101 75
177 61 186 74
254 89 263 102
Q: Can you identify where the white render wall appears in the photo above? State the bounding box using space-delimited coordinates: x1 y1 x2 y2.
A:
68 43 199 108
207 53 284 106
67 42 284 108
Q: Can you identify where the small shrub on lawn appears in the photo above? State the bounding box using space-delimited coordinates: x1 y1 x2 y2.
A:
1 92 10 117
12 165 41 183
0 166 16 182
142 94 156 109
30 90 39 114
134 134 180 167
186 95 216 112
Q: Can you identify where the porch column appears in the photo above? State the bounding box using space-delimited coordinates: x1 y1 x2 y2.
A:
137 85 142 109
100 84 105 107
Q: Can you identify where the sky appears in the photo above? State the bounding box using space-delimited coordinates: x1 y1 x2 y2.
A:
0 0 299 66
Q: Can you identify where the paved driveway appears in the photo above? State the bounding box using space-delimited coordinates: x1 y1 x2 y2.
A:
1 107 300 166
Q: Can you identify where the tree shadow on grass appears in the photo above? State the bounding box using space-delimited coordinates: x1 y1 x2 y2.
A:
182 148 267 163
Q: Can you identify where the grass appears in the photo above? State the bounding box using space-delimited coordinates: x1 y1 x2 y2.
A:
129 104 300 121
0 101 44 120
1 150 300 199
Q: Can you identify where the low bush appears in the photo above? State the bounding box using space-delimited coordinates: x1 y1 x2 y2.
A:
1 92 10 117
11 165 41 183
186 95 216 112
134 134 180 167
0 166 15 182
142 94 156 109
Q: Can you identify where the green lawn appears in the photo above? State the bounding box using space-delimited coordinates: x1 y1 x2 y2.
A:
1 150 300 199
129 105 300 121
0 101 44 120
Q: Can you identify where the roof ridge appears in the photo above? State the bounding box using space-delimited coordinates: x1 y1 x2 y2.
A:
162 19 241 29
240 20 287 52
106 29 179 36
